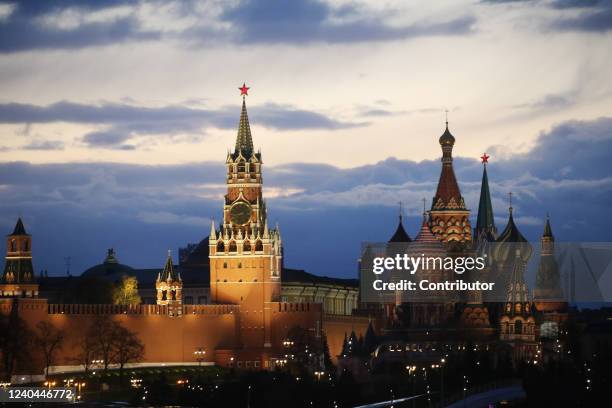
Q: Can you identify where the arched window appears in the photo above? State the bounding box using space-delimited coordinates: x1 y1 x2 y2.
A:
229 241 237 252
10 240 16 252
237 163 246 173
514 320 523 335
255 240 263 252
217 241 225 252
162 290 167 301
250 164 256 173
243 241 251 252
23 240 29 252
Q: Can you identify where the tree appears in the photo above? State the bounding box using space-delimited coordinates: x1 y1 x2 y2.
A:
34 321 65 377
285 326 325 375
71 330 97 375
113 325 145 381
87 316 117 371
76 316 145 377
0 306 34 381
112 275 142 305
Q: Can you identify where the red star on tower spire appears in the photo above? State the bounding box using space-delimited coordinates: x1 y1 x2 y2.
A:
239 82 250 96
480 152 490 164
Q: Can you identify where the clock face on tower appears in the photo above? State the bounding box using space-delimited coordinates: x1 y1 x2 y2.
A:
230 202 251 225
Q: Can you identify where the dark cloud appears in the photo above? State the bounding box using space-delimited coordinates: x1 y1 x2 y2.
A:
0 1 159 52
480 0 533 3
1 116 611 278
552 6 612 32
22 140 65 150
0 101 364 148
0 0 477 52
221 0 476 44
551 0 608 9
513 92 574 110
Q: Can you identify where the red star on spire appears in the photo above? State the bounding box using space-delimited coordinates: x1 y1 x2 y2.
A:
239 83 250 96
480 153 490 164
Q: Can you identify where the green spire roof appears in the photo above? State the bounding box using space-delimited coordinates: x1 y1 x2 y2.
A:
475 165 495 235
10 217 28 236
234 97 254 158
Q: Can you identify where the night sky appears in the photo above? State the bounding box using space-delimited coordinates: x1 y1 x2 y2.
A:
0 0 611 278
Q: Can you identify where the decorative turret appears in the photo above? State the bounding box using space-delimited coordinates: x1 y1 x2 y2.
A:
2 217 38 297
429 120 471 242
156 250 182 316
474 153 497 241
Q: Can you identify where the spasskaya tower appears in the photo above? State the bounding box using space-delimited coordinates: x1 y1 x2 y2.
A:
209 84 282 348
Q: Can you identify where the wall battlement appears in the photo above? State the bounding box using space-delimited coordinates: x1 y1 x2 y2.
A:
273 302 322 313
46 303 240 316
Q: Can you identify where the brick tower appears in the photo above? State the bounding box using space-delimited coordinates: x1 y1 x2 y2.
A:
1 217 38 297
156 250 182 316
209 84 282 349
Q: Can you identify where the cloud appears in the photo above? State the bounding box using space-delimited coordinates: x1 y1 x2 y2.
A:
0 0 478 53
22 140 65 150
0 100 364 148
1 116 611 278
0 1 159 52
220 0 476 44
513 92 575 110
552 7 612 32
547 0 612 32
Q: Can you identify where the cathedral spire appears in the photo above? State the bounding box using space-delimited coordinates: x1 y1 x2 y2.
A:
234 83 254 158
475 153 496 240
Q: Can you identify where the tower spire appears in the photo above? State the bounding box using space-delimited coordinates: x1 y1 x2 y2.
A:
543 213 554 239
398 201 403 221
234 83 254 158
475 153 496 240
10 217 28 236
508 192 513 215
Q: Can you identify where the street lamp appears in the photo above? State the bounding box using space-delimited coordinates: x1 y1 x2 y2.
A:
76 382 86 401
194 347 206 366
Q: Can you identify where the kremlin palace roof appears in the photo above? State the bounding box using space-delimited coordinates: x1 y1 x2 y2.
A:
74 245 357 290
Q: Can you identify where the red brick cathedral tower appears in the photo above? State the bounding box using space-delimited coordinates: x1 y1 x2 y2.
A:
430 121 472 242
209 84 282 349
